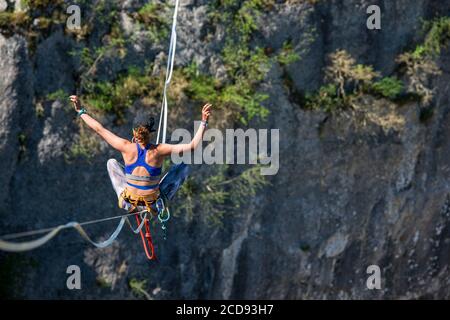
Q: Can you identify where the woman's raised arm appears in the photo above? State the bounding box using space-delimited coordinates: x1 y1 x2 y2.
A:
157 103 212 156
70 95 131 153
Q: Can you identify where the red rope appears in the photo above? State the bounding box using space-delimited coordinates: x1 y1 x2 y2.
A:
135 215 156 261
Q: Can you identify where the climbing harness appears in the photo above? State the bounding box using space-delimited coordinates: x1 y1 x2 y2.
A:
119 189 159 260
118 187 170 259
119 188 160 214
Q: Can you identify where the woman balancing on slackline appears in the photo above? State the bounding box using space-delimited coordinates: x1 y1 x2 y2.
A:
70 95 212 214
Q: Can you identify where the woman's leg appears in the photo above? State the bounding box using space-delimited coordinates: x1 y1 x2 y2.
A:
107 159 127 198
159 163 190 200
107 159 134 211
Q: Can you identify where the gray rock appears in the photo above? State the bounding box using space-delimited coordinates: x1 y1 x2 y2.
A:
0 34 33 210
0 0 449 300
34 30 76 97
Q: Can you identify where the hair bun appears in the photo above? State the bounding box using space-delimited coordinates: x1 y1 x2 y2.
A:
145 117 156 133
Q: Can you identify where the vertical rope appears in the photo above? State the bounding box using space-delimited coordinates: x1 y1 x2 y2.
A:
157 0 181 144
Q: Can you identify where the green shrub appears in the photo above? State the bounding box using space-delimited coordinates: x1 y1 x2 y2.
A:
184 66 220 102
135 2 170 43
277 41 301 66
305 84 343 112
308 50 406 112
422 17 450 56
0 12 30 29
46 89 68 101
370 77 404 99
82 66 157 118
176 165 269 226
183 63 269 125
129 278 152 300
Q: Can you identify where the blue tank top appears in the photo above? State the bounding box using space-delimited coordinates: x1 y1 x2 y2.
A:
125 143 162 190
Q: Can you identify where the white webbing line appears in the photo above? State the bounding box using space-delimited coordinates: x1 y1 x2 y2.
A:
156 0 181 144
0 211 148 253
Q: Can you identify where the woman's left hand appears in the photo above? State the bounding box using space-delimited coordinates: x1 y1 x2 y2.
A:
202 103 212 122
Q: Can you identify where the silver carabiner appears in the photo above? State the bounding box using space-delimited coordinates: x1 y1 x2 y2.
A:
158 207 170 223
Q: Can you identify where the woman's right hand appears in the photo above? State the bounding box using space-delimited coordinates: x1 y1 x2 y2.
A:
70 95 82 112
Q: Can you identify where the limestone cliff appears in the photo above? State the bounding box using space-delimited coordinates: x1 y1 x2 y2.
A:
0 0 449 299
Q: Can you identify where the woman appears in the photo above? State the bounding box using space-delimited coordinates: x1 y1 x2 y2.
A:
69 95 212 214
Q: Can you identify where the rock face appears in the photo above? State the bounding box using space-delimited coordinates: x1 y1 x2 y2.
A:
0 0 449 299
0 34 33 213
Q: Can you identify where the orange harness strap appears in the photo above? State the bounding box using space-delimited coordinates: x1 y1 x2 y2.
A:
120 189 159 261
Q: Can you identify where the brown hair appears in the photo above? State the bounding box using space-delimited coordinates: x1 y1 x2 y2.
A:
133 126 151 144
132 116 156 144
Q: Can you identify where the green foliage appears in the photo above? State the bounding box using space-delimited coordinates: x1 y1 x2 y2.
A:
221 85 269 125
129 278 152 300
412 45 427 59
46 89 71 110
93 0 121 25
175 165 269 226
82 66 156 119
200 1 276 124
135 2 171 43
177 177 203 222
277 41 301 66
183 63 270 125
96 277 112 288
305 84 343 113
23 0 65 9
0 11 30 29
84 82 115 112
18 132 27 148
370 77 404 99
0 0 67 32
307 50 406 112
0 0 69 53
46 89 68 101
184 65 220 102
422 17 450 57
213 0 274 41
223 45 271 85
396 18 448 107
